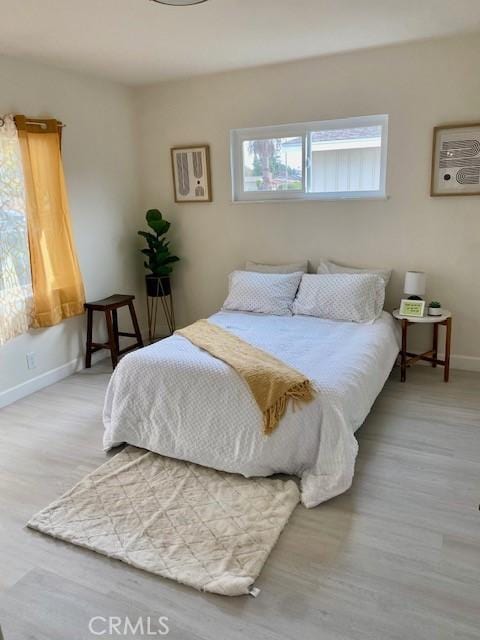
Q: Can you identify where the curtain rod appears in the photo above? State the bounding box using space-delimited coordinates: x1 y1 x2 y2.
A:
25 121 66 128
0 116 66 128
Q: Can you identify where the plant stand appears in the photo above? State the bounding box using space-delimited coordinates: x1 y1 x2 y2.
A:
146 279 175 342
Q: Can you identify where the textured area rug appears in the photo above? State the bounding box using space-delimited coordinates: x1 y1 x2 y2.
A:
28 446 300 596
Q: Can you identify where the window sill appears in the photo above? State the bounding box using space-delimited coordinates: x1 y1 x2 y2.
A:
231 194 390 204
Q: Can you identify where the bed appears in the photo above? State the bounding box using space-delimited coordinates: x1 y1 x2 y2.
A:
103 309 400 507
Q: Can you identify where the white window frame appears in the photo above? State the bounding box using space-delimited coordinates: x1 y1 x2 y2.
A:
230 114 388 202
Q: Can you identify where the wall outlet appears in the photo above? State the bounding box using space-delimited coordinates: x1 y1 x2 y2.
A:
26 352 36 370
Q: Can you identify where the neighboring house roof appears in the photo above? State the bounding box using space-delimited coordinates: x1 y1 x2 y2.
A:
281 126 381 147
312 126 381 143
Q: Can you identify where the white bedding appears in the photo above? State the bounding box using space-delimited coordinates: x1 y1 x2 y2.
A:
103 311 400 507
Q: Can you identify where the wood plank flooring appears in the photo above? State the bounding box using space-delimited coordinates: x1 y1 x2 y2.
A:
0 363 479 640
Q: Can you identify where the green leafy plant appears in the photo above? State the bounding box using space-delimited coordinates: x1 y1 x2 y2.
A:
429 301 442 308
138 209 179 277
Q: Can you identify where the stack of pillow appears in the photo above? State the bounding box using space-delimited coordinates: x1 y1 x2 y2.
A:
222 259 392 324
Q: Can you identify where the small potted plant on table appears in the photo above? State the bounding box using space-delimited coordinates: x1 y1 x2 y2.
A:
138 209 180 339
428 301 443 316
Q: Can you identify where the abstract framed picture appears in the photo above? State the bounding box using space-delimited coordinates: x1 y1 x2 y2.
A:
431 123 480 196
171 145 212 203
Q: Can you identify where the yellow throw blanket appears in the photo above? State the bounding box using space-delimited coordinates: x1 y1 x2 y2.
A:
176 319 315 435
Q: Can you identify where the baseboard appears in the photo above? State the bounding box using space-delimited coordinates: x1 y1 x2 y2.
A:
397 352 480 373
0 333 149 410
448 354 480 373
0 358 82 409
0 349 106 409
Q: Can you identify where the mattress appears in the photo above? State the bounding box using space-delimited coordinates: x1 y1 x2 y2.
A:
103 310 400 507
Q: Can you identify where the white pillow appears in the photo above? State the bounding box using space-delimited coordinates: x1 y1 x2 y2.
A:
317 259 392 287
223 271 303 316
293 273 385 323
245 260 308 274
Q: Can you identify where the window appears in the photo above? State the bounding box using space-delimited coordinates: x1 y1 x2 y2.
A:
230 114 388 202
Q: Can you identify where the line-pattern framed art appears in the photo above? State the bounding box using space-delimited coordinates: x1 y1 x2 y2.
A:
431 122 480 197
171 144 212 202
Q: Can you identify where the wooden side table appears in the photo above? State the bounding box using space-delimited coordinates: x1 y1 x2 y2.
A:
392 310 452 383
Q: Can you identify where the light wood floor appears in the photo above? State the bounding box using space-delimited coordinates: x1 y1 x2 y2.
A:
0 363 479 640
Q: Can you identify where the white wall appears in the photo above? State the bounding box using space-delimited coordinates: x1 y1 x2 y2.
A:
0 55 144 401
136 33 480 370
1 32 479 402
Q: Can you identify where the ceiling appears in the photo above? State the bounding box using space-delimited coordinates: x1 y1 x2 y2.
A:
0 0 479 86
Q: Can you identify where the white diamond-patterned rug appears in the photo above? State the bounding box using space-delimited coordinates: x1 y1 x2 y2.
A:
28 446 300 596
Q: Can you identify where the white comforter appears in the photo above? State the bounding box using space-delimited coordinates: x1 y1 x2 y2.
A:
103 311 400 507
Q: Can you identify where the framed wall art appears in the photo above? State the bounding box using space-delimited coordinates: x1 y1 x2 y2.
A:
171 145 212 202
431 122 480 196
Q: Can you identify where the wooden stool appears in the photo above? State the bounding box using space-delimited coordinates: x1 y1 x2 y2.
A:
84 294 144 369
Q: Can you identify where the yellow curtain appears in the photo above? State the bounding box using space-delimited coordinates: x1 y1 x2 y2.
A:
15 115 85 328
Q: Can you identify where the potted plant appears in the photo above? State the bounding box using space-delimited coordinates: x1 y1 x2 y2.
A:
138 209 179 297
428 301 443 316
